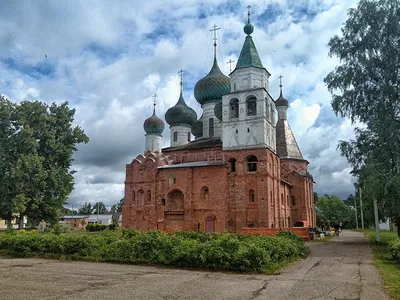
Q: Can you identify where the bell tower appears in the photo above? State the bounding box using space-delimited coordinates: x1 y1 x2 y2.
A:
221 7 276 151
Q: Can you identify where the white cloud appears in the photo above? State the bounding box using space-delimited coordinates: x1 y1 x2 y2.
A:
0 0 361 208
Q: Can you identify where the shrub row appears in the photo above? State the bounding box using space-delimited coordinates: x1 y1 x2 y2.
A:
0 229 310 273
86 224 107 232
390 238 400 261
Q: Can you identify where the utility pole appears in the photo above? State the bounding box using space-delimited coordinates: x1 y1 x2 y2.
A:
373 194 380 243
354 194 359 229
359 186 364 230
97 202 99 224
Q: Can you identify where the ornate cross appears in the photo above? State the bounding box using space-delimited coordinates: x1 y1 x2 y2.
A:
247 5 252 23
210 24 221 57
152 93 158 112
178 69 184 91
227 59 235 73
278 75 283 87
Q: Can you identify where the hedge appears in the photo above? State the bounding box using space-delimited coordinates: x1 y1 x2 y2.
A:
0 229 310 273
390 238 400 261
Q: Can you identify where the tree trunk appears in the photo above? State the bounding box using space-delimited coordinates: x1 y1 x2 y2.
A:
19 212 24 229
6 214 12 229
397 217 400 238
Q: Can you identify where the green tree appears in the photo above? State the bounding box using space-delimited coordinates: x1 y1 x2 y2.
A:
93 202 107 215
78 202 93 215
316 194 355 229
0 96 89 226
110 198 124 213
324 0 400 235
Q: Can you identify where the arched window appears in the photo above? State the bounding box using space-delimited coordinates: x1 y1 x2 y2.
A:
229 158 236 172
249 190 255 202
270 191 273 204
169 175 176 186
201 186 209 200
132 190 135 204
230 98 239 118
291 197 296 206
161 199 166 206
146 190 151 203
246 96 257 116
281 193 283 206
247 155 258 172
137 190 144 206
287 195 289 206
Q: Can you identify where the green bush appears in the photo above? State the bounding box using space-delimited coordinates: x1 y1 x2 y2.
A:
0 229 310 273
108 223 118 231
86 224 107 232
390 239 400 261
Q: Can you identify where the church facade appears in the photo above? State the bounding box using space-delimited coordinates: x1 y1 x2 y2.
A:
122 16 316 233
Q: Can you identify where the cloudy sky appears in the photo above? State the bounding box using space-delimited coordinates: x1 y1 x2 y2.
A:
0 0 358 209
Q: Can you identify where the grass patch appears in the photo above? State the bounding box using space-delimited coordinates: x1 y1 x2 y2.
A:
357 229 400 300
0 229 310 274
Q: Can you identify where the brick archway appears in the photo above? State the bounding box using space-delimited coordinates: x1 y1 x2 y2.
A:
167 189 184 211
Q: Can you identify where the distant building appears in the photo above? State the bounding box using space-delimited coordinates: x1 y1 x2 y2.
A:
123 14 316 233
60 215 89 228
88 214 113 226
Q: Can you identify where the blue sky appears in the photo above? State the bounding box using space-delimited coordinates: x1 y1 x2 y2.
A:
0 0 358 209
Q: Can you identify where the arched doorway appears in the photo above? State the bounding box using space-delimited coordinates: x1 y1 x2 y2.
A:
205 216 215 233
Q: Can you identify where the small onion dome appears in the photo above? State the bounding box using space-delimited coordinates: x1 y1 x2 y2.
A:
191 115 203 138
194 58 230 106
214 101 222 121
275 88 288 107
143 108 165 135
165 91 197 126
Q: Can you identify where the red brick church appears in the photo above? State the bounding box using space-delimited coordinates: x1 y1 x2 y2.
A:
122 14 316 232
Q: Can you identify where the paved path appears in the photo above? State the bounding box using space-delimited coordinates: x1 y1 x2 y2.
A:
0 231 389 300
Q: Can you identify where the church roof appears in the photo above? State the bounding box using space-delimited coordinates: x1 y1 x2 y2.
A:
143 105 165 135
163 137 222 152
276 119 303 160
165 90 197 126
234 20 264 70
194 58 230 106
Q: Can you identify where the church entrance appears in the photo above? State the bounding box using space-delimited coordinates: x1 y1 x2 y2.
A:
205 216 215 232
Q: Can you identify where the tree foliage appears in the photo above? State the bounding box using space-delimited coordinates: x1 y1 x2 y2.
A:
0 96 89 226
78 202 93 215
110 198 124 213
316 194 355 228
92 202 107 215
324 0 400 235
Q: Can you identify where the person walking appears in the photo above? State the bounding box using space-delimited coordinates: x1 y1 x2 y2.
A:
38 219 46 234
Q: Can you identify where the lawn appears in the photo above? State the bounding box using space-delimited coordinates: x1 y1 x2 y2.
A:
358 229 400 300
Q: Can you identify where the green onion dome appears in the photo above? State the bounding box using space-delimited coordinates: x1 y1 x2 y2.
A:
143 108 165 135
191 115 203 138
194 58 230 106
165 91 197 126
214 101 222 121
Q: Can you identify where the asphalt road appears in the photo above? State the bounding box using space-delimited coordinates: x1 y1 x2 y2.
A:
0 231 389 300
